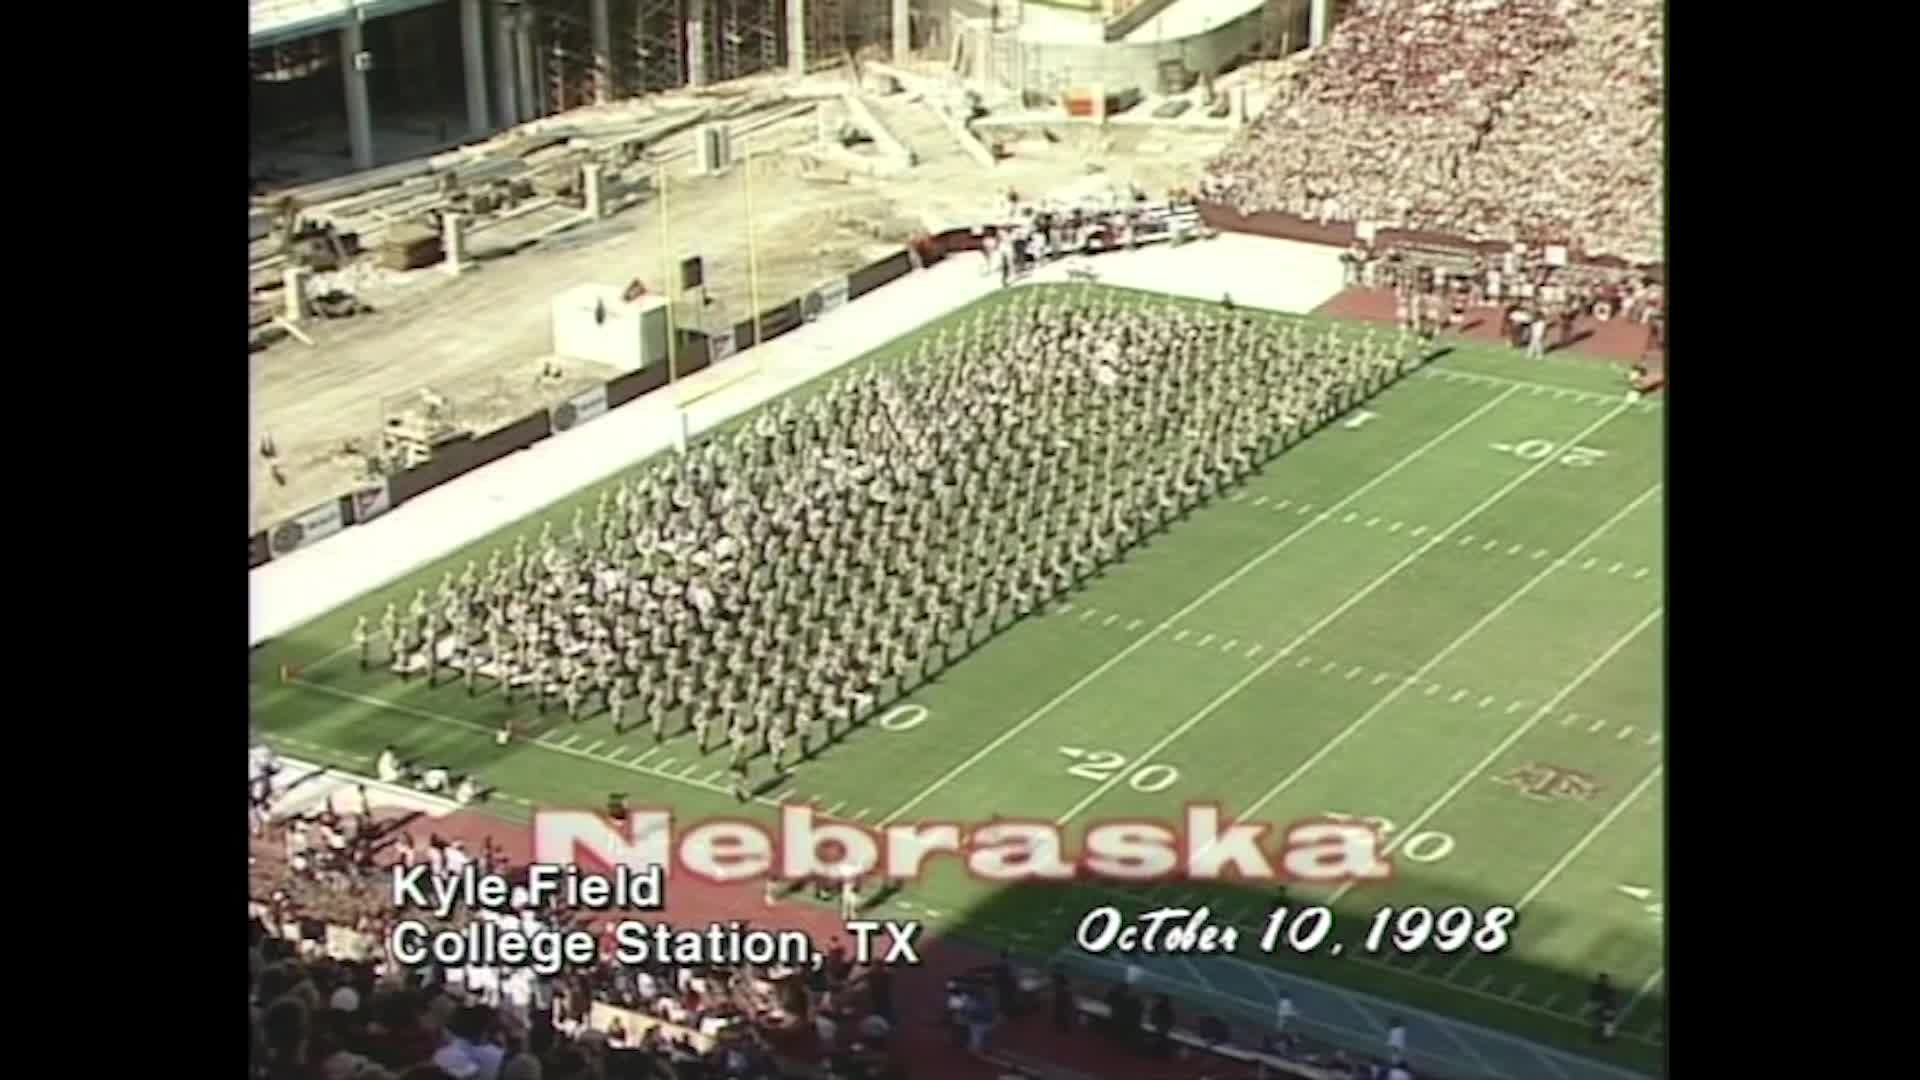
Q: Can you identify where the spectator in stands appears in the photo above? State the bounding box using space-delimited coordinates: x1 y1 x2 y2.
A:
1050 970 1075 1033
434 1004 509 1079
1148 993 1175 1057
1202 0 1662 266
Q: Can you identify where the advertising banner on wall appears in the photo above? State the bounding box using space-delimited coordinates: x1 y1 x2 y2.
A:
550 383 610 434
269 499 346 557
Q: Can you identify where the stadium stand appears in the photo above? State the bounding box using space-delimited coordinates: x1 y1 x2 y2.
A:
1202 0 1663 265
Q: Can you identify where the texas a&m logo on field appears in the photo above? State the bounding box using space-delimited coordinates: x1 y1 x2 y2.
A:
1494 762 1601 802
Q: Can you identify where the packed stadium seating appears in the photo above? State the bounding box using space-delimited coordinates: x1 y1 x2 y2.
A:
1203 0 1663 265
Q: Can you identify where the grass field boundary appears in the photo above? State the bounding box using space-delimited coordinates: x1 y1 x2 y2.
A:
1415 367 1661 410
1056 403 1636 825
1053 945 1653 1080
875 381 1526 826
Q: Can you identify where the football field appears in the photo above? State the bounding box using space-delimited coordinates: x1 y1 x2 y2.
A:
251 286 1665 1080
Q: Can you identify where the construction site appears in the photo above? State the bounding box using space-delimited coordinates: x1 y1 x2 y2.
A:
248 0 1340 534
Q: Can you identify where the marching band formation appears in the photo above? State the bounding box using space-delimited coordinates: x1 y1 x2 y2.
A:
352 290 1426 792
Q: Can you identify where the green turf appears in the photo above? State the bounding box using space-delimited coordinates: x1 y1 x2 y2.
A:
252 286 1663 1074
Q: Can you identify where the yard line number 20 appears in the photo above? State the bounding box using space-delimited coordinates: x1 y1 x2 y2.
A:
1058 747 1182 793
1324 811 1456 864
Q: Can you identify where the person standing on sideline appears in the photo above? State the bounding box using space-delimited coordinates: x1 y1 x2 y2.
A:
1387 1017 1407 1060
1275 994 1295 1037
1527 312 1549 358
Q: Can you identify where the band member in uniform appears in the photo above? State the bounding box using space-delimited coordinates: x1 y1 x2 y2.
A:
353 616 371 671
608 681 626 732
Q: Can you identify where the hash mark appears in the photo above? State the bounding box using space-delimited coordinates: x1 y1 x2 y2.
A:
1560 713 1577 727
1646 732 1662 747
1633 567 1650 579
559 735 580 749
1449 689 1468 703
1388 521 1404 533
1484 539 1500 551
1507 544 1524 555
1532 548 1549 560
1346 666 1364 680
1246 644 1262 658
1509 983 1528 1000
1343 511 1358 523
1080 609 1098 621
1371 672 1389 685
1296 503 1312 515
1458 534 1475 546
1175 629 1191 642
828 801 846 815
1103 614 1119 627
1274 499 1290 510
1582 557 1598 570
1321 661 1339 674
1251 496 1268 506
1057 602 1073 614
1507 701 1527 715
1479 973 1499 989
1608 562 1624 575
705 770 724 783
1616 726 1634 741
656 758 677 771
680 764 701 778
1478 695 1495 708
1297 655 1314 668
1588 718 1607 733
1198 634 1217 648
1127 619 1144 631
1411 525 1429 537
853 808 872 820
1230 492 1248 502
1223 639 1239 652
1365 516 1380 528
1424 683 1442 697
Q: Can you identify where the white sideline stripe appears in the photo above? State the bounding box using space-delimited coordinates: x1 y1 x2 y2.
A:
1618 968 1665 1026
1054 404 1634 827
1328 603 1664 905
875 385 1525 826
279 679 789 809
1515 763 1664 910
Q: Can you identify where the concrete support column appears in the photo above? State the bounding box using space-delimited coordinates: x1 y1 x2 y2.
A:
1309 0 1329 48
687 17 708 87
788 0 806 77
493 3 519 127
590 0 612 103
460 0 491 135
284 266 310 322
341 19 375 171
442 214 468 275
892 0 910 63
515 16 538 121
582 164 605 220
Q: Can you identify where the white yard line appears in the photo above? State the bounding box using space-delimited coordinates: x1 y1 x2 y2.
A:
1515 764 1664 910
1052 403 1633 826
875 385 1524 826
1327 601 1663 905
1618 968 1664 1026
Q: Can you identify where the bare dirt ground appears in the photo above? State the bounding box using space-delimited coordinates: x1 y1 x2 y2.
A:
249 72 1236 532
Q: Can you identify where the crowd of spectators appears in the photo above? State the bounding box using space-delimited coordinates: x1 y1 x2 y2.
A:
1203 0 1663 265
1340 240 1664 358
248 754 907 1080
